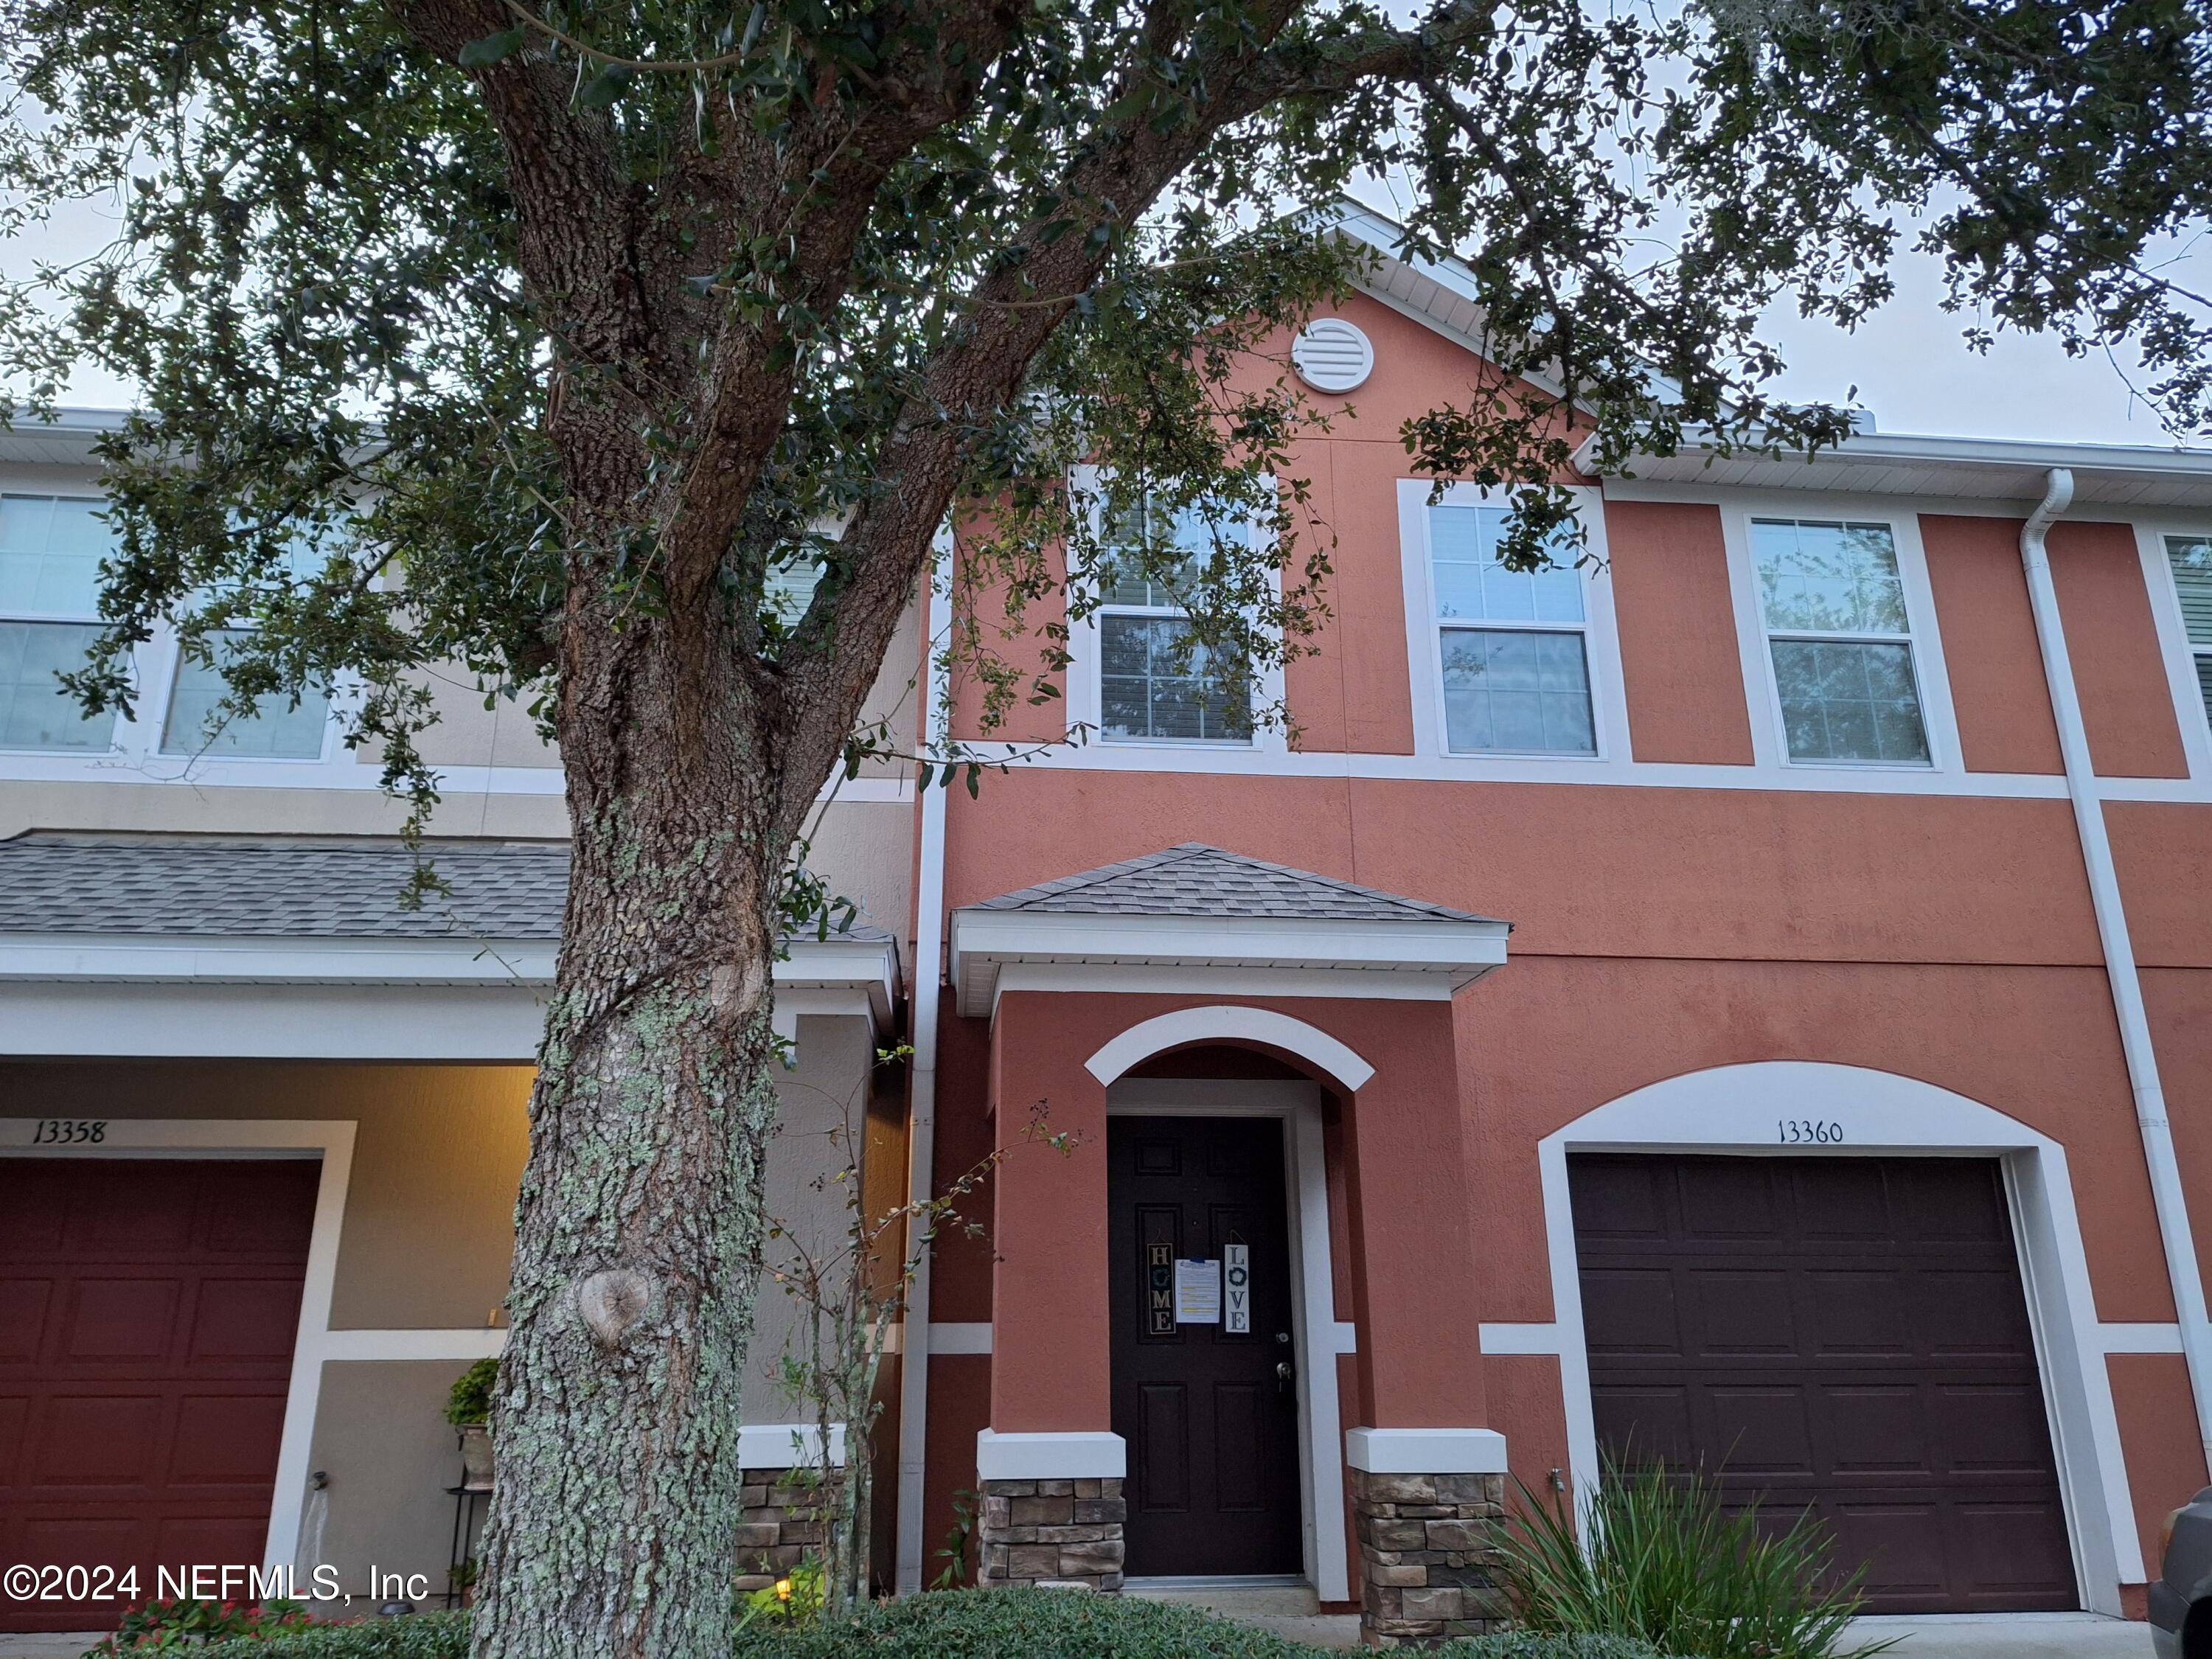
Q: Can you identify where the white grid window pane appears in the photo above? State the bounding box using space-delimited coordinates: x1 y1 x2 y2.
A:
2166 538 2212 731
1429 505 1582 623
0 496 112 617
1104 500 1234 608
161 629 330 759
1440 627 1596 755
1099 614 1245 743
2170 537 2212 646
1752 519 1909 634
0 621 117 751
1771 639 1928 763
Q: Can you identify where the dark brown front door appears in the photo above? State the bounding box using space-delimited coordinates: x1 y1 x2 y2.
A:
1571 1152 2076 1613
1109 1116 1301 1578
1 1158 319 1632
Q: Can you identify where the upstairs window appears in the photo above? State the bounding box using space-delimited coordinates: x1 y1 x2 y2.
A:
1097 498 1251 745
2164 536 2212 730
160 627 331 759
1427 502 1595 755
0 495 120 752
1750 518 1930 765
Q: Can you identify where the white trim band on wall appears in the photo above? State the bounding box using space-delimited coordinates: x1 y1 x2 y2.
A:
975 1429 1127 1482
1345 1427 1508 1475
737 1423 848 1470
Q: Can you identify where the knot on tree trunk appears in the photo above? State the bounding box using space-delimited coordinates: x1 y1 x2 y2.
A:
709 956 766 1017
574 1266 660 1348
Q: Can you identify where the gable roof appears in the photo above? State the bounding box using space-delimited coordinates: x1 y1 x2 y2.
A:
972 841 1504 927
950 843 1509 1018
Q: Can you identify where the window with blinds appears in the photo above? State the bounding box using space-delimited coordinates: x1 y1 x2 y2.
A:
0 495 122 752
2166 537 2212 731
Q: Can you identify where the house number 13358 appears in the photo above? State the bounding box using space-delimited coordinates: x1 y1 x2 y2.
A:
1777 1119 1843 1144
30 1119 107 1144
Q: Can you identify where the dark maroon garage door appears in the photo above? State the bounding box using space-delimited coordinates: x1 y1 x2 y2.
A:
1570 1154 2076 1613
1 1158 319 1632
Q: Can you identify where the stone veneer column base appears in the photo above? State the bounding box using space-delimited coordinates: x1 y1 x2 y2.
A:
732 1466 832 1590
1349 1468 1507 1646
975 1477 1126 1590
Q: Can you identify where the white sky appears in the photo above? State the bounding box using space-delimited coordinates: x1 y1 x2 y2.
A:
6 178 2207 450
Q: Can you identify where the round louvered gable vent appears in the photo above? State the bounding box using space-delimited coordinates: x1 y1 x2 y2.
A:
1291 318 1374 393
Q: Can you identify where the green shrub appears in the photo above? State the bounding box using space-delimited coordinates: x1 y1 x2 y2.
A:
1492 1460 1892 1659
444 1358 498 1427
1436 1635 1666 1659
84 1599 319 1653
159 1588 1680 1659
730 1588 1313 1657
186 1611 470 1659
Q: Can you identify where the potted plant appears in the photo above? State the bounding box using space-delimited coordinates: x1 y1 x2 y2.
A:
445 1357 498 1490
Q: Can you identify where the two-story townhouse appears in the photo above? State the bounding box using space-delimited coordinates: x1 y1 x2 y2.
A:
894 209 2212 1646
13 203 2212 1654
0 409 917 1633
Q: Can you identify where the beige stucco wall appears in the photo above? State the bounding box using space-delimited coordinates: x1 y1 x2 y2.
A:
0 1020 878 1348
305 1360 476 1599
3 1019 883 1591
0 1058 535 1327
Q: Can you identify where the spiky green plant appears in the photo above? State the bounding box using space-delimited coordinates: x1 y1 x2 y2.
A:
1494 1460 1896 1659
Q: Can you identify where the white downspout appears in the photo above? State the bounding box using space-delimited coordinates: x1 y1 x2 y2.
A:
893 529 954 1593
2020 467 2212 1467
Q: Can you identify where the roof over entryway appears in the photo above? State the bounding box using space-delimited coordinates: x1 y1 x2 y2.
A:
948 843 1510 1018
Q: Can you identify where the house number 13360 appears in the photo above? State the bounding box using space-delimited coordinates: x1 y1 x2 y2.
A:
1777 1119 1843 1144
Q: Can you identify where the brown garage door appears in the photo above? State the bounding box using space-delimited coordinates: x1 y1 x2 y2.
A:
1571 1153 2076 1613
1 1158 319 1632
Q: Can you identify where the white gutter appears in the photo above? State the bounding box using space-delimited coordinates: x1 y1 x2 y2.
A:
893 529 955 1593
2020 467 2212 1467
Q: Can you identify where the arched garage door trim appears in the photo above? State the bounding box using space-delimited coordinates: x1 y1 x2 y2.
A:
1498 1061 2138 1617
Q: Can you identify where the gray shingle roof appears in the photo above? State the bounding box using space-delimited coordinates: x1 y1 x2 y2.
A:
0 835 888 944
970 843 1506 926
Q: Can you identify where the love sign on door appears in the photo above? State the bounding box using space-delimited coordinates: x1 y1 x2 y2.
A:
1224 1242 1251 1334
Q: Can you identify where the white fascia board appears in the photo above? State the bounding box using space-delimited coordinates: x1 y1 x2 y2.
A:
1582 426 2212 504
776 933 899 1028
0 406 128 465
948 907 1509 1018
0 931 557 985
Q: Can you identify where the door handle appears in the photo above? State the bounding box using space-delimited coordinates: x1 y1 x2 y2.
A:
1276 1360 1295 1394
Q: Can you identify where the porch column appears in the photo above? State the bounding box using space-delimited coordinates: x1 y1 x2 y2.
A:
1340 1001 1506 1646
974 990 1125 1590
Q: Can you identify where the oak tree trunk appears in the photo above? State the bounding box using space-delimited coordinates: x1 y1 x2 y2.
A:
470 571 789 1659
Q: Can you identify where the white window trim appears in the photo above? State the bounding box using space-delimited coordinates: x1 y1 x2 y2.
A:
150 622 342 767
1063 465 1288 756
0 491 130 759
1397 479 1630 765
1722 501 1961 773
2132 517 2212 784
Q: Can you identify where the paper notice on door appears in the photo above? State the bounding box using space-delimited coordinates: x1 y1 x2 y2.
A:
1175 1257 1222 1324
1223 1243 1251 1333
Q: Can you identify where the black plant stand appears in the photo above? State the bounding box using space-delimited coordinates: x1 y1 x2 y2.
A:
444 1439 492 1610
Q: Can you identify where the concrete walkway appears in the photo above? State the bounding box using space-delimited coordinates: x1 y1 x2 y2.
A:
0 1636 100 1659
1848 1613 2152 1657
1124 1582 2157 1655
